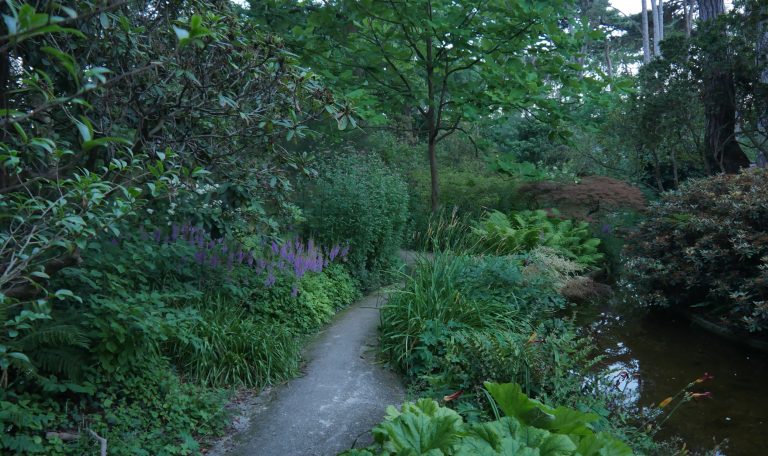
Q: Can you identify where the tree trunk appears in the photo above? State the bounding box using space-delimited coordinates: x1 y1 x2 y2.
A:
698 0 750 173
684 0 692 38
424 2 439 212
641 0 651 63
651 0 660 56
605 40 613 78
758 4 768 149
428 137 439 212
658 0 664 42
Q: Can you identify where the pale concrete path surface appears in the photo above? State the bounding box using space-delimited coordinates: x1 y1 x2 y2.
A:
210 288 406 456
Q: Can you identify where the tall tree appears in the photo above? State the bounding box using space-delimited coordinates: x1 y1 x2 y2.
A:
658 0 664 41
758 3 768 146
651 0 660 55
697 0 750 172
642 0 651 62
290 0 593 211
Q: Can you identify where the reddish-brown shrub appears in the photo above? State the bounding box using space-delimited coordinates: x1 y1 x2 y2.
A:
519 176 646 219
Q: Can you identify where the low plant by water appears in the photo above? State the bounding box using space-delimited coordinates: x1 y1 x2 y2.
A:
379 253 598 409
340 381 633 456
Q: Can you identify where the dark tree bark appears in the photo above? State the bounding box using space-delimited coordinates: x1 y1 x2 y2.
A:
697 0 750 173
758 5 768 148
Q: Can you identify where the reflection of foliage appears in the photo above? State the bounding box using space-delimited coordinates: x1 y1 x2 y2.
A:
626 168 768 334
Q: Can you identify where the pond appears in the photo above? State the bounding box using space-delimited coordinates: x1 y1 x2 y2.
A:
582 300 768 456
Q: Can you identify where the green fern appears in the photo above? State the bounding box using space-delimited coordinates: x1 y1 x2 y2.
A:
472 210 604 266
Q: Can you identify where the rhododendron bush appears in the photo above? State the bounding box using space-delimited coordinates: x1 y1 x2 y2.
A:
625 169 768 334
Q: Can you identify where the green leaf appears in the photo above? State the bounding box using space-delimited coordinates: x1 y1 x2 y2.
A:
82 136 132 152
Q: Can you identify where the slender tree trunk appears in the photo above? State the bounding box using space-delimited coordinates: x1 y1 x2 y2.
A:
684 0 692 37
428 136 439 211
651 147 665 192
758 4 768 150
651 0 660 56
425 2 439 212
658 0 664 42
697 0 750 173
642 0 651 63
605 40 613 78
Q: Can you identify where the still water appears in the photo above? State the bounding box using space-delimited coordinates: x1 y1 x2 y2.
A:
582 303 768 456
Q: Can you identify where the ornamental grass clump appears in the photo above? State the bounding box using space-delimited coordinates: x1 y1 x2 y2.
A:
379 253 595 403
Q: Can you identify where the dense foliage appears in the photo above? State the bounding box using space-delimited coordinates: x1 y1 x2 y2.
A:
1 222 360 453
302 153 409 288
2 0 764 453
341 382 632 456
625 168 768 334
0 1 363 453
380 253 598 410
472 210 604 266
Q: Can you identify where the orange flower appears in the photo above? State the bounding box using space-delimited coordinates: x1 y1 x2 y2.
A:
443 390 463 402
691 392 712 400
658 397 674 408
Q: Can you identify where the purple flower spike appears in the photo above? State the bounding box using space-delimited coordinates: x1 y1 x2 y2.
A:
194 250 206 265
171 224 180 242
271 241 279 255
291 285 299 297
153 229 162 243
329 245 340 261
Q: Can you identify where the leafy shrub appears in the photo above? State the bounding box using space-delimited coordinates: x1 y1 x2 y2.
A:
302 153 409 288
625 168 768 334
246 263 360 333
1 222 363 453
518 176 647 220
472 210 604 266
379 254 595 403
340 382 632 456
406 168 521 248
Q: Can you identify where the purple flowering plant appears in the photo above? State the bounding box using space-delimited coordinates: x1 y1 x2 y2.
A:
135 223 349 292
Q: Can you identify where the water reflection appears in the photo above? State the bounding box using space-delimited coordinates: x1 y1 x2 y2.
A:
581 303 768 455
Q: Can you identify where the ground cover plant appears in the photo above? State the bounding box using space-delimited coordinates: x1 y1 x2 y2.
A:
341 381 633 456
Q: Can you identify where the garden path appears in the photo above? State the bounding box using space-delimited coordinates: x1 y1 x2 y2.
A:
207 253 424 456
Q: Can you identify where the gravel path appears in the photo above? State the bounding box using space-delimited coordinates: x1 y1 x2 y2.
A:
208 288 406 456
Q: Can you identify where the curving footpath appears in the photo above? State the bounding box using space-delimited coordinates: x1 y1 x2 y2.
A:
209 288 405 456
